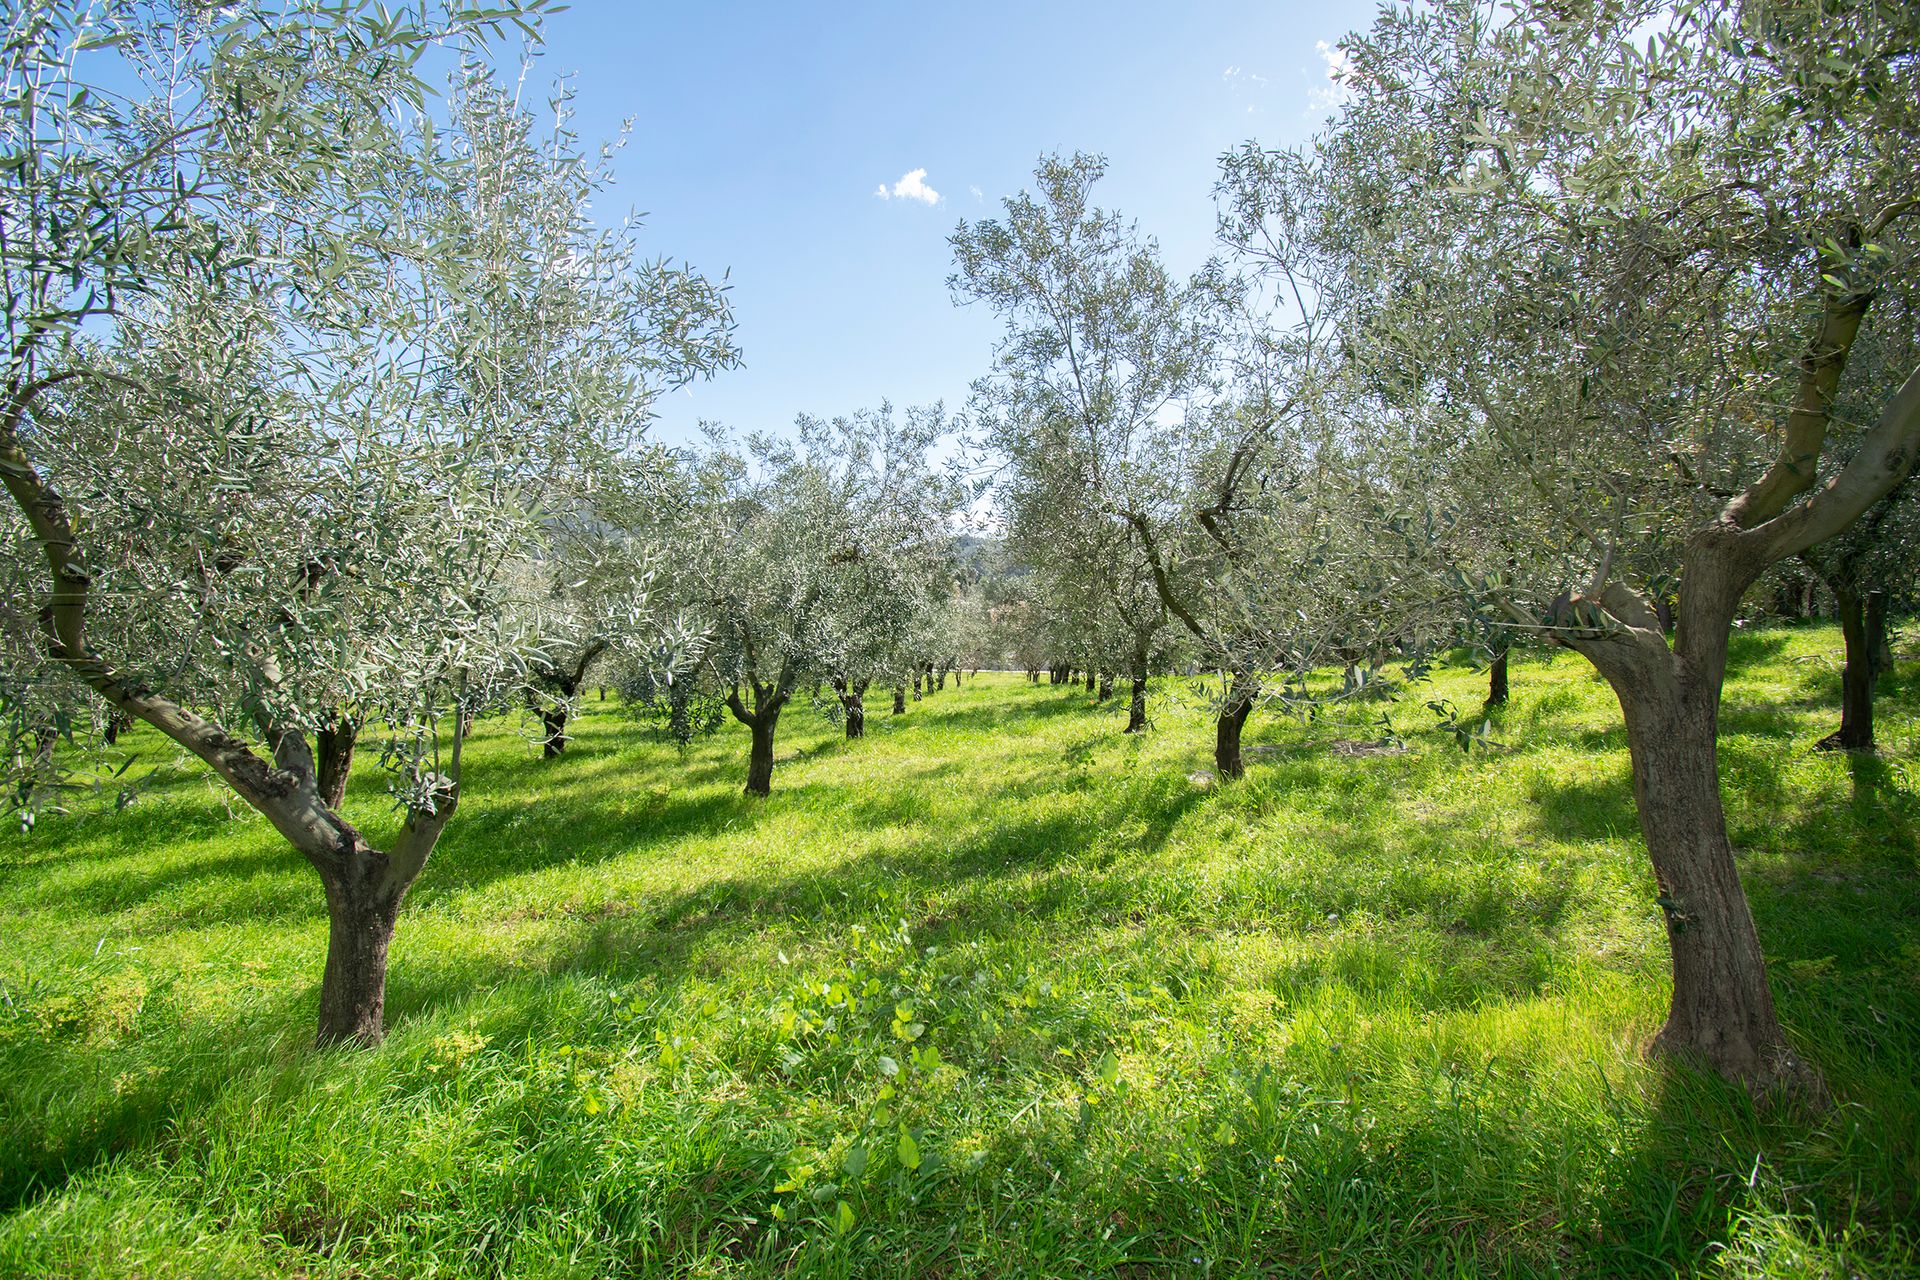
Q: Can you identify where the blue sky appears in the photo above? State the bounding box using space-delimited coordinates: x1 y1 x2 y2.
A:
524 1 1377 445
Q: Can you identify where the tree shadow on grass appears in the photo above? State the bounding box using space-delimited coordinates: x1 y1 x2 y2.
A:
1579 1051 1916 1278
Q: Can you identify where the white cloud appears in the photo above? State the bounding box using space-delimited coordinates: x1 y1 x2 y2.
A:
1308 40 1354 110
968 184 983 201
875 167 941 206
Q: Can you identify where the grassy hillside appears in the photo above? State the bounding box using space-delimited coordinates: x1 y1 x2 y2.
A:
1 628 1916 1278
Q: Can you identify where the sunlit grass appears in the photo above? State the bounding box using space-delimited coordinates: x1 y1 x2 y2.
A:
2 627 1916 1277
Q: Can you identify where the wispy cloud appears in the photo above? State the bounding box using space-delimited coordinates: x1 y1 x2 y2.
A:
968 184 983 201
1223 63 1272 116
874 167 941 205
1308 40 1354 111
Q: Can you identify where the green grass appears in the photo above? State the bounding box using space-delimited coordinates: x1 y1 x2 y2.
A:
2 627 1917 1278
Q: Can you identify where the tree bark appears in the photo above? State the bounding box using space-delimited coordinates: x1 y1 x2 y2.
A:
1866 591 1892 680
1486 644 1510 709
1125 676 1148 733
1817 581 1874 750
834 676 867 739
745 713 778 796
1606 655 1812 1091
103 711 130 745
315 716 358 811
1096 670 1113 703
893 684 907 715
541 706 569 759
1565 567 1819 1097
728 682 789 797
316 862 404 1048
1215 673 1258 780
1084 669 1097 694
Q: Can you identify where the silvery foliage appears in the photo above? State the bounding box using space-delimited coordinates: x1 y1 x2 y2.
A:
954 153 1418 712
663 404 965 716
1276 0 1920 636
0 0 732 822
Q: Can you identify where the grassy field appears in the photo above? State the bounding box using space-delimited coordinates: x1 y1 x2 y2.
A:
1 627 1916 1278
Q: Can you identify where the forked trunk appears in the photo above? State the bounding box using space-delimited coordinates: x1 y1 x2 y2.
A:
315 717 358 811
1125 676 1148 733
1486 645 1510 709
745 712 779 797
316 865 403 1048
1215 674 1257 780
1817 582 1874 751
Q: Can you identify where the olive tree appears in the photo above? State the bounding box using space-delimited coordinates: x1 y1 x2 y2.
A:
673 406 959 794
1289 0 1920 1093
0 3 734 1046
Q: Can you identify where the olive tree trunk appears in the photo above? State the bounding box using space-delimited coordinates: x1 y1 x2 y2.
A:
1866 591 1892 678
727 681 791 797
1215 673 1258 780
833 676 868 740
1817 581 1875 751
893 684 907 715
1486 643 1510 709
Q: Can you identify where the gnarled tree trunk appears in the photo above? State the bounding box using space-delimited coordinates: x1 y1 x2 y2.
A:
727 680 791 797
1096 670 1113 703
893 684 907 715
1486 643 1510 709
1215 673 1258 780
316 861 405 1047
1567 560 1820 1096
1125 675 1148 733
834 676 868 739
745 714 778 795
1818 581 1874 751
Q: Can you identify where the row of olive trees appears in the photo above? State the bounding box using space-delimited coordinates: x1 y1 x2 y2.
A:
0 1 738 1046
610 405 970 797
970 0 1920 1099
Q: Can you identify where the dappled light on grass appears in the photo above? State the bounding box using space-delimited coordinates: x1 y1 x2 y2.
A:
2 631 1917 1276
